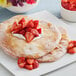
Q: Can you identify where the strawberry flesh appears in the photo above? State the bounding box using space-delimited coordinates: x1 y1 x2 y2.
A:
25 27 32 32
67 47 76 54
67 41 74 50
33 20 39 28
26 59 34 65
31 29 39 37
18 57 26 68
33 60 39 69
19 18 25 25
18 57 25 63
67 41 76 54
18 62 26 68
25 64 33 70
26 20 34 28
19 30 25 36
11 22 18 32
37 28 42 34
25 32 34 43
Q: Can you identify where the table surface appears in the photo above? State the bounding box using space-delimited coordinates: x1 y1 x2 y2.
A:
0 0 76 76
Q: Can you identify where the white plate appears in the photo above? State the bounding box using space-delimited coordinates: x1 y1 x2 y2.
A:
0 10 76 76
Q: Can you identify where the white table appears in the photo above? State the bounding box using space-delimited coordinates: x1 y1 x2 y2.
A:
0 20 76 76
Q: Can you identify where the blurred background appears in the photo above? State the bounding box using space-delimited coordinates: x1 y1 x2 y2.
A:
0 0 60 22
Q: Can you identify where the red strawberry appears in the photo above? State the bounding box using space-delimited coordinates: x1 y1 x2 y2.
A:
37 28 42 34
19 18 27 28
19 18 25 25
72 41 76 47
25 32 34 42
22 23 27 29
67 41 74 49
26 59 34 65
33 20 39 28
19 30 25 36
33 60 39 69
31 29 39 37
18 57 25 63
25 64 33 70
67 41 76 50
27 20 34 28
18 57 26 68
67 47 76 54
11 22 18 32
25 28 32 32
18 62 26 68
13 29 20 34
14 24 22 33
26 0 36 4
11 22 22 33
17 24 22 29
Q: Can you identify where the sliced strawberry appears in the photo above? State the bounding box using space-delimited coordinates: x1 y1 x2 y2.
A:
26 20 34 28
25 64 33 70
33 20 39 28
18 62 26 68
25 32 34 42
67 41 76 50
67 41 74 49
33 60 39 69
18 57 26 68
37 28 42 34
26 59 34 65
72 41 76 47
19 18 25 25
12 23 22 33
19 18 27 28
67 47 76 54
11 22 18 32
13 29 20 34
25 27 32 32
18 57 25 64
31 29 39 37
19 30 25 36
17 24 22 29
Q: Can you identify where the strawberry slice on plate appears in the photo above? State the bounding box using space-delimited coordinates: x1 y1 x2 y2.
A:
33 60 39 69
67 41 75 49
25 32 34 42
67 47 76 54
26 59 34 65
25 64 33 70
18 57 26 68
67 41 76 50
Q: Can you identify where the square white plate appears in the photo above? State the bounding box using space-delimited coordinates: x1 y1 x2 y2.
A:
0 10 76 76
